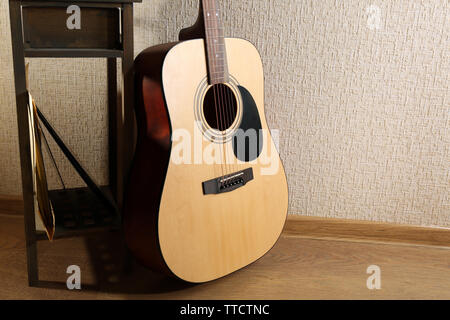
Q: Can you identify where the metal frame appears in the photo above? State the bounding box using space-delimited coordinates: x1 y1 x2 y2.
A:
8 0 140 286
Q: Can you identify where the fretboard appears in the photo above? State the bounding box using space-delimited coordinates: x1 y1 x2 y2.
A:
202 0 229 84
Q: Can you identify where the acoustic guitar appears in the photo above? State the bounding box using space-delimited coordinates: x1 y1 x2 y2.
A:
124 0 288 283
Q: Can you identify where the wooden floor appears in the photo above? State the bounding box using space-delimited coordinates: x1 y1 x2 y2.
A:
0 214 449 300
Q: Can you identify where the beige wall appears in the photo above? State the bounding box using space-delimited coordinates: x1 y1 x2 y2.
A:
0 0 448 227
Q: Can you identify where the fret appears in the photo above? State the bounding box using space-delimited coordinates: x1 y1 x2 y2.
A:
209 56 225 61
210 68 227 72
209 65 226 69
210 76 228 81
208 57 225 62
211 72 226 76
206 32 225 37
209 50 225 54
204 11 220 17
205 19 222 23
209 66 226 71
208 48 225 53
209 48 225 53
211 77 228 82
205 27 224 31
208 53 227 60
210 66 228 70
207 52 225 56
209 58 225 63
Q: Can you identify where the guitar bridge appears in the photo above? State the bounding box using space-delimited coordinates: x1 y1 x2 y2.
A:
202 168 254 195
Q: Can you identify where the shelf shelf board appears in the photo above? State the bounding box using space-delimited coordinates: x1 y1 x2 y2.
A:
36 186 120 241
24 48 123 58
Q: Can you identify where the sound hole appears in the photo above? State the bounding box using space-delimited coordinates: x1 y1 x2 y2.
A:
203 84 237 131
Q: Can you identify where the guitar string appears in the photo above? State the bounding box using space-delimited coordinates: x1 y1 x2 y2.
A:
220 82 230 176
224 81 237 175
218 57 231 179
223 82 232 178
218 7 237 178
222 83 234 176
205 2 226 186
208 9 228 183
215 7 235 176
215 20 233 177
212 64 226 185
219 58 235 176
214 5 233 180
217 81 228 181
212 83 225 187
205 4 217 183
206 1 231 186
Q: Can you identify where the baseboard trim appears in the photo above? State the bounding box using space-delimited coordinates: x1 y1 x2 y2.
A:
0 195 23 216
285 215 450 248
1 196 448 247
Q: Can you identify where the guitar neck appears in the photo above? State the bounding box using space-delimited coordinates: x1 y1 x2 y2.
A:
201 0 229 84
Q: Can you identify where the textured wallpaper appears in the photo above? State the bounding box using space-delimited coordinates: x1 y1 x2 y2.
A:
0 0 448 227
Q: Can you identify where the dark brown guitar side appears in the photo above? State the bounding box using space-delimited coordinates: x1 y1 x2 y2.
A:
123 42 177 277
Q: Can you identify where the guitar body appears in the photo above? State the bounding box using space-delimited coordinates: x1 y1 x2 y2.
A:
124 2 288 284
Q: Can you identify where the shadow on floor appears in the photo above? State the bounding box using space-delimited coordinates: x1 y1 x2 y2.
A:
35 230 195 295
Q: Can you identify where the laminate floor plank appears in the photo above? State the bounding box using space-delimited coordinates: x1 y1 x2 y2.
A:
0 215 448 300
